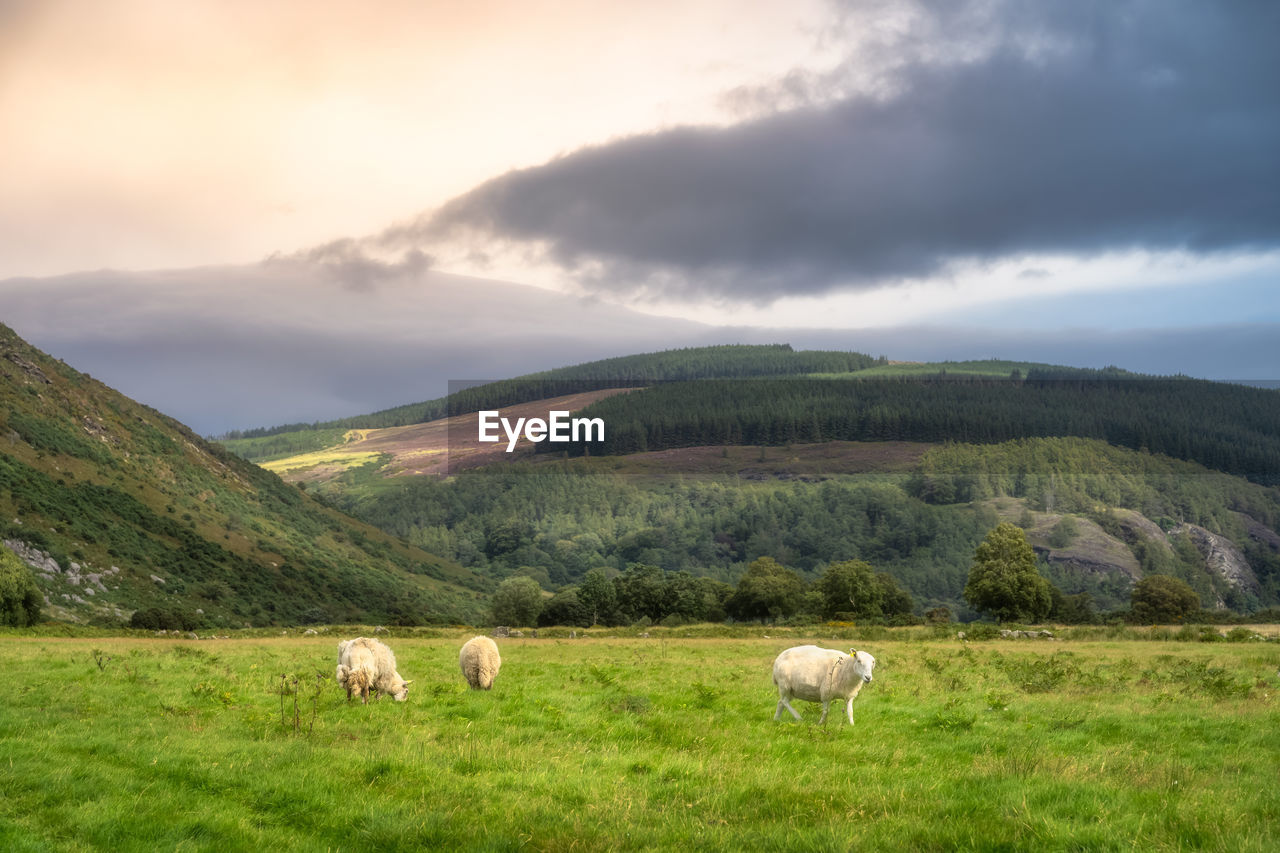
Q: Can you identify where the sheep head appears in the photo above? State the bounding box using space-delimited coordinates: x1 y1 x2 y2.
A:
848 649 876 683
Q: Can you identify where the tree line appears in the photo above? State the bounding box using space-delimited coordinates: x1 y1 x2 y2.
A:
490 556 916 629
543 374 1280 486
486 522 1266 629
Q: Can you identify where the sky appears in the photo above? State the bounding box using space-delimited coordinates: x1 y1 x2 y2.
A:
1 0 1277 433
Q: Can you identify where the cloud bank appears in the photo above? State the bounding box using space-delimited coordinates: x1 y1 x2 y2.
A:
399 0 1279 304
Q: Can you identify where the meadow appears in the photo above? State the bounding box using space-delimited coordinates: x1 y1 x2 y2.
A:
1 630 1278 851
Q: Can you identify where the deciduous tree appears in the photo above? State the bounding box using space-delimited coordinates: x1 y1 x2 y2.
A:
491 575 543 626
963 522 1052 622
1130 574 1200 623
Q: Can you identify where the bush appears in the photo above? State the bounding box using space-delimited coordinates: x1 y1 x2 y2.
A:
959 622 1003 640
0 547 42 628
128 607 199 632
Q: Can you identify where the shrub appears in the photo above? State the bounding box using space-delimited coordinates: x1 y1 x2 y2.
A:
1224 626 1259 643
0 547 42 627
129 607 199 632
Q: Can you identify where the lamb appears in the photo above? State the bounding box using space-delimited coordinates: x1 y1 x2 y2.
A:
772 644 876 725
459 635 501 690
335 637 411 703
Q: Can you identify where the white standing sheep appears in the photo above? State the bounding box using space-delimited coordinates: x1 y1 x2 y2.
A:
459 635 501 690
772 644 876 725
336 637 411 703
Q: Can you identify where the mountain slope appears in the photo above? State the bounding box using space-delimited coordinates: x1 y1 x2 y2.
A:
220 343 885 454
0 323 488 627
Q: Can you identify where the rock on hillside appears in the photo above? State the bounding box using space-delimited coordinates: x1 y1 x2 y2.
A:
1111 508 1175 558
1178 523 1261 598
1240 512 1280 555
1028 514 1142 581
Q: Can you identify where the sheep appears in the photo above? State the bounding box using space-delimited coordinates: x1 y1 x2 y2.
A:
459 635 501 690
772 644 876 725
335 637 411 703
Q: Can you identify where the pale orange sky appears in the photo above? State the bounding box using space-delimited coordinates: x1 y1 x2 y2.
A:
0 0 834 278
2 0 1276 333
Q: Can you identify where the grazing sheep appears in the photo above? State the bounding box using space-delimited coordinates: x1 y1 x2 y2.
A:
459 635 501 690
335 637 411 704
772 645 876 725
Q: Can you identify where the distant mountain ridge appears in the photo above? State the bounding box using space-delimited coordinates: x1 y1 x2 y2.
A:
221 343 887 440
0 323 487 627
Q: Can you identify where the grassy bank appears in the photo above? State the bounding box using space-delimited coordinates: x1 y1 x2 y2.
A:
1 634 1277 850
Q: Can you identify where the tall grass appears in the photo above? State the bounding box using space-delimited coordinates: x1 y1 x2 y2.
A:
1 635 1277 851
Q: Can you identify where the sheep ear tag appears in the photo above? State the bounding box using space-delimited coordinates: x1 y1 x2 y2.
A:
403 680 414 685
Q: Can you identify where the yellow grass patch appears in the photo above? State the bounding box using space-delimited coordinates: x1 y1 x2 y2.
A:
260 449 383 474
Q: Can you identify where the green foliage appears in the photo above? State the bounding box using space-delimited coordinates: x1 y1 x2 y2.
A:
491 575 544 626
128 606 200 632
964 523 1053 622
577 567 619 626
538 588 588 628
1048 587 1097 624
816 559 880 619
327 463 994 614
998 652 1080 693
216 428 349 463
726 557 806 621
0 547 41 627
1048 516 1078 548
815 560 914 621
1131 575 1202 623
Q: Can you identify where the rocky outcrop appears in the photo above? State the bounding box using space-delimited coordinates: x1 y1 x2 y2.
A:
1112 508 1175 557
1030 515 1141 581
4 350 50 384
1238 512 1280 554
1178 523 1260 596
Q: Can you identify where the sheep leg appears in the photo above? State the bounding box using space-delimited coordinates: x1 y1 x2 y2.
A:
775 695 803 721
846 698 855 726
818 702 830 725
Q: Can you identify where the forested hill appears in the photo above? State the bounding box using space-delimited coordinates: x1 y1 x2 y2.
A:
0 323 488 628
220 344 884 442
544 373 1280 487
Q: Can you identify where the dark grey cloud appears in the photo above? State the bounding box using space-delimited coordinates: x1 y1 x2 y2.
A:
265 238 432 291
407 0 1280 303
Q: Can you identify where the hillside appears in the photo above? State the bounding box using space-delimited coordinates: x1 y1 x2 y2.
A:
0 323 488 628
219 343 884 459
548 373 1280 486
289 429 1279 616
209 343 1280 619
262 389 638 482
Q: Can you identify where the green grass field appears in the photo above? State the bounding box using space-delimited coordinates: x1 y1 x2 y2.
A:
2 631 1277 851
